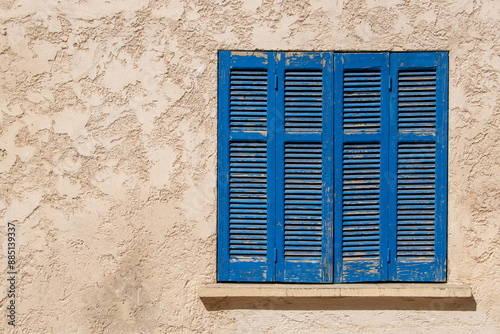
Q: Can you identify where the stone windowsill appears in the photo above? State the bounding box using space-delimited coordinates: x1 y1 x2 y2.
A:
198 283 472 298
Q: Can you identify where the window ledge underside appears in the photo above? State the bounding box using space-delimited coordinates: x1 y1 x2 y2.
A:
198 283 472 298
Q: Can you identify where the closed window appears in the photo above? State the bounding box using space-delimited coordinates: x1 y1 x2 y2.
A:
217 51 448 283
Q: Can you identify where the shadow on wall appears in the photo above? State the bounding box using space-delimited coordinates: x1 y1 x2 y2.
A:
201 296 476 312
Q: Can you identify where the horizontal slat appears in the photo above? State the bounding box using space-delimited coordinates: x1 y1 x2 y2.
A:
285 70 323 132
342 143 381 260
397 142 436 259
398 69 436 133
343 69 381 134
229 142 267 257
230 69 268 132
284 143 323 258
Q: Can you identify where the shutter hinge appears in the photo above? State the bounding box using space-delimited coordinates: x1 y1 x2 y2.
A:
389 75 392 92
274 247 277 262
387 248 391 263
275 74 278 91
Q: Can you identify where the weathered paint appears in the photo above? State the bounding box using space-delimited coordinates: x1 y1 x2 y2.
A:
220 51 446 284
220 51 333 283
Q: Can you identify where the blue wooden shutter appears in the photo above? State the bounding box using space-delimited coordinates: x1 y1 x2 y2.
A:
388 52 448 282
275 52 334 283
334 53 390 283
218 51 276 282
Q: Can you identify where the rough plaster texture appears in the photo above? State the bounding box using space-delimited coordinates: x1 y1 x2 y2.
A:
0 0 499 333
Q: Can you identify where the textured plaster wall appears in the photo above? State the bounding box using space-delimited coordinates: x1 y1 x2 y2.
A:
0 0 499 333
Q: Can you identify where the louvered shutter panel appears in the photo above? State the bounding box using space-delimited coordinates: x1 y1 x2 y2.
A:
334 53 390 283
388 52 448 282
275 52 334 282
218 51 276 282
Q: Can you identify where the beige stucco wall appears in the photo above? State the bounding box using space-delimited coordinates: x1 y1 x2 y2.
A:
1 0 499 332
